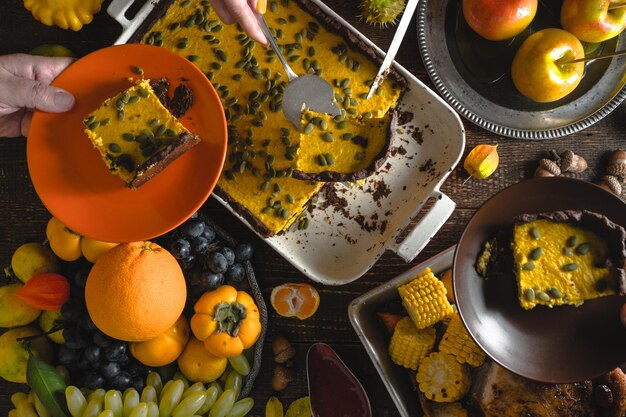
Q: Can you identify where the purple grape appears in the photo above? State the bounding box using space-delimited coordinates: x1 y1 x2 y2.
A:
227 263 245 283
181 218 205 239
234 243 253 262
170 238 191 260
101 361 121 379
219 247 236 266
207 251 229 274
201 225 216 243
191 236 209 255
203 271 225 290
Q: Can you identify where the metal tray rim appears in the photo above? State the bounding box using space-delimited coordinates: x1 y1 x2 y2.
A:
417 0 626 140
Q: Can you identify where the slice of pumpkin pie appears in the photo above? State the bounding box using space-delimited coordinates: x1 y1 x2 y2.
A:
83 79 201 190
512 210 626 309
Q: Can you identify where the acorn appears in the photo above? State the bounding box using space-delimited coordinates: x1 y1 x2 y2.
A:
560 150 587 173
597 175 622 196
534 158 561 177
607 149 626 181
271 364 294 391
272 335 296 364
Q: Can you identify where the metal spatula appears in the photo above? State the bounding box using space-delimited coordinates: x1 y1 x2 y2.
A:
254 0 340 129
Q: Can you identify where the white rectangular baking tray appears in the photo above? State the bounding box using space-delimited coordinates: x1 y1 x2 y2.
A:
108 0 465 285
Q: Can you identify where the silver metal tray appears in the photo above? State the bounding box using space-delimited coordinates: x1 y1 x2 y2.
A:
418 0 626 139
348 246 455 417
108 0 466 285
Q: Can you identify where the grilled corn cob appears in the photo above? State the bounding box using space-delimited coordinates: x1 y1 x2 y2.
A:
439 312 485 367
398 268 454 329
388 317 436 370
416 352 471 403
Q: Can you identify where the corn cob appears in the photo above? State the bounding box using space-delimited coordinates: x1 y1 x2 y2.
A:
398 267 454 329
439 312 486 367
430 401 469 417
388 317 436 370
416 352 471 403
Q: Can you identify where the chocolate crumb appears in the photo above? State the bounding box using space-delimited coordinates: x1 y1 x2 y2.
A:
397 110 413 126
419 159 434 172
409 126 424 145
372 180 391 201
170 84 194 117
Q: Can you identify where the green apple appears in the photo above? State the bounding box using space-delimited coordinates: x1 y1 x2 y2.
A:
463 0 538 41
561 0 626 43
511 28 585 103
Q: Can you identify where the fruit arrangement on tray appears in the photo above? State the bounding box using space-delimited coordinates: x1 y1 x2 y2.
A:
0 212 266 417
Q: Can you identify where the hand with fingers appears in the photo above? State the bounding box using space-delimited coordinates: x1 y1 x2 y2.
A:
209 0 269 45
0 53 75 138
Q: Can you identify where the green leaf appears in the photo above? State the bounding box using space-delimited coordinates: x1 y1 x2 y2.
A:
26 354 71 417
285 396 311 417
266 396 284 417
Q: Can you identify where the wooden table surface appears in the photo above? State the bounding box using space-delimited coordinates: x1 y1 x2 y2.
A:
1 1 625 416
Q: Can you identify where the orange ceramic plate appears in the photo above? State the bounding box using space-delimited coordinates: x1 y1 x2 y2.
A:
27 44 227 243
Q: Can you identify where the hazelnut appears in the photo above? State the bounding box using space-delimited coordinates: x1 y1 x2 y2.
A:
272 336 296 364
534 159 561 177
271 364 294 391
607 149 626 181
560 150 587 173
597 175 622 196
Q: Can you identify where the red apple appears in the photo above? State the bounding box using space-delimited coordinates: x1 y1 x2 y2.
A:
511 28 585 103
561 0 626 43
463 0 538 41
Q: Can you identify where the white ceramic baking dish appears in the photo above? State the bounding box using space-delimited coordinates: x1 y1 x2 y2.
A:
107 0 465 285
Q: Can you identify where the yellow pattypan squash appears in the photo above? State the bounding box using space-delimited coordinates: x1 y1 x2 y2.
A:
23 0 104 31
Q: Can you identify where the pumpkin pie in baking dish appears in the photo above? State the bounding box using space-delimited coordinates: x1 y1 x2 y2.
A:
512 210 626 309
139 0 406 236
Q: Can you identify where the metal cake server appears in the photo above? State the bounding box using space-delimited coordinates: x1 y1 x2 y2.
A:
254 0 340 129
367 0 420 99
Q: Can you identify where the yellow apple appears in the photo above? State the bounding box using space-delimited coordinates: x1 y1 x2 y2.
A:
463 0 538 41
511 28 585 103
561 0 626 43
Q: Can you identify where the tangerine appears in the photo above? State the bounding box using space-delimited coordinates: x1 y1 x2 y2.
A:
270 283 320 320
177 337 228 383
85 241 187 342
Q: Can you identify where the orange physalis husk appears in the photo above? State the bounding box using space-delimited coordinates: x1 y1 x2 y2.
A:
270 283 320 320
15 272 70 310
377 311 403 334
463 144 499 179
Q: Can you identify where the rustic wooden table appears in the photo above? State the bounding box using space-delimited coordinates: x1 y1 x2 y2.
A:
1 0 625 416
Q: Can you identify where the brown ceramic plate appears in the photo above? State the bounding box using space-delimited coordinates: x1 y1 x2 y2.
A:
454 177 626 383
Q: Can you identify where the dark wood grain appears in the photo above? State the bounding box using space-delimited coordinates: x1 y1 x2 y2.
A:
1 0 625 416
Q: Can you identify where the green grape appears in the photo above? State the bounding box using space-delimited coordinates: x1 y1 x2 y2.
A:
172 391 207 417
197 385 219 415
146 373 163 396
158 380 185 417
88 389 106 404
158 381 174 404
224 398 254 417
141 386 157 404
122 390 140 417
66 387 88 417
224 371 242 400
147 402 159 417
33 392 51 417
207 389 236 417
217 366 231 387
172 372 190 390
128 403 148 417
182 383 205 399
82 397 103 417
104 390 123 417
227 355 250 376
208 382 223 399
97 411 114 417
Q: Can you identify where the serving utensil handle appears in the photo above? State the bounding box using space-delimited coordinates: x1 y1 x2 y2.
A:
108 0 163 45
390 190 456 262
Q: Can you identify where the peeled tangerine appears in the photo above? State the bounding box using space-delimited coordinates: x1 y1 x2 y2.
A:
463 144 499 179
270 283 320 320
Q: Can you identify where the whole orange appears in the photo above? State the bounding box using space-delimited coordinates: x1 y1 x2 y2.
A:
85 241 187 342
